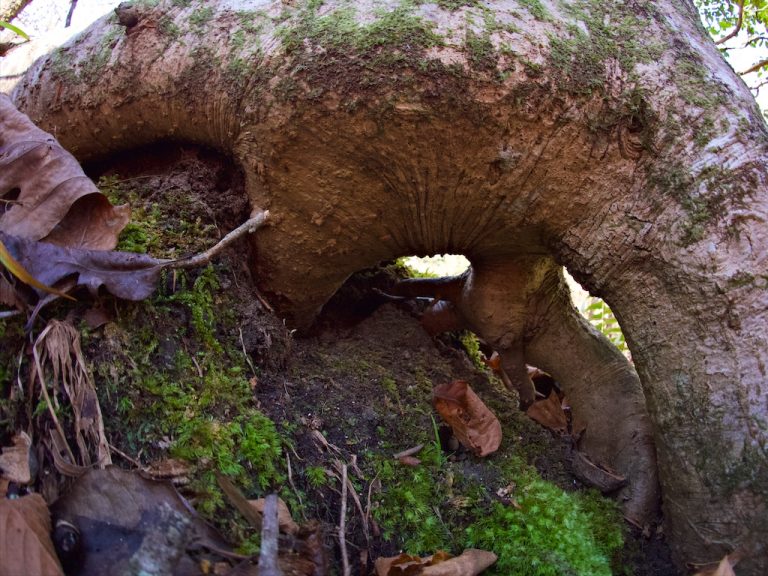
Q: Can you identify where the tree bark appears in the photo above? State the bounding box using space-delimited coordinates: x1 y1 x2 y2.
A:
8 0 768 572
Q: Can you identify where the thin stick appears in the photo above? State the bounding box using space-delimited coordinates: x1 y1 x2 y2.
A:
285 453 305 515
64 0 78 27
109 443 142 468
169 211 269 270
32 327 76 466
259 494 283 576
393 444 424 459
339 464 350 576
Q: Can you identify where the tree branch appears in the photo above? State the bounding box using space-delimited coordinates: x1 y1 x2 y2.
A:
740 57 768 75
716 0 746 46
64 0 78 28
0 0 33 23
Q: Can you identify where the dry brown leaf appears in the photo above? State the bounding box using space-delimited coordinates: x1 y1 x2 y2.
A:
375 549 497 576
249 496 300 535
398 455 422 467
51 467 229 576
433 381 502 457
570 449 627 493
525 390 568 434
141 458 192 482
693 552 741 576
0 94 129 249
0 493 64 576
33 320 111 470
0 431 32 484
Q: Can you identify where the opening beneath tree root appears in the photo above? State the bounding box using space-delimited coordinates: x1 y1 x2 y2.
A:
564 270 630 359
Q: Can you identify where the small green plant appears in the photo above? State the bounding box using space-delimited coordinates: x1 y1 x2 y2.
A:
373 442 453 553
581 297 628 354
0 21 29 40
305 465 330 488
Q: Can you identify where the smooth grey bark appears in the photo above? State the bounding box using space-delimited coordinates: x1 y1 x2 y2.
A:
7 0 768 572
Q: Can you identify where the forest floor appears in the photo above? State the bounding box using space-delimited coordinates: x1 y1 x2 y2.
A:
0 143 680 575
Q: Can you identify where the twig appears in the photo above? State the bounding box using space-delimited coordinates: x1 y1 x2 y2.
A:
259 494 283 576
365 474 380 537
0 310 20 319
32 326 76 466
285 453 305 516
254 286 275 312
215 472 263 531
339 464 350 576
715 0 746 46
393 444 424 459
238 327 257 378
108 443 142 468
169 210 269 270
64 0 78 27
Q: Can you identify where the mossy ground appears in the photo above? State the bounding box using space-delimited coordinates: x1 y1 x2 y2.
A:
0 142 675 574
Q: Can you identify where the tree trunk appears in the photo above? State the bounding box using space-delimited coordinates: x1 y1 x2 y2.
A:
8 0 768 572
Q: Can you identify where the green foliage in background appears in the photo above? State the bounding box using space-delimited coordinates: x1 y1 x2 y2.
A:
580 297 629 355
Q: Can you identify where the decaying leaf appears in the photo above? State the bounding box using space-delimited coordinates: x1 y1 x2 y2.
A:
51 467 229 576
433 381 502 457
0 493 64 576
569 448 627 493
525 390 568 434
1 231 167 302
249 496 300 536
32 320 111 472
0 431 33 484
0 94 129 249
693 551 742 576
0 238 76 300
375 549 497 576
140 458 192 484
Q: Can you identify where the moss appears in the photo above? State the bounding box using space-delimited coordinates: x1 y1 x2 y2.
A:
466 476 624 575
518 0 549 20
459 331 487 371
547 1 659 96
189 5 215 30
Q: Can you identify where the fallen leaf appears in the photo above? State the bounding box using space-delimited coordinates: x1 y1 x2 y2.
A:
398 455 422 467
0 431 33 484
570 449 627 493
0 493 64 576
525 391 568 434
0 231 167 302
433 381 502 457
249 496 300 535
693 551 742 576
141 458 192 483
0 238 76 300
51 467 229 576
33 320 111 470
0 94 129 249
375 549 497 576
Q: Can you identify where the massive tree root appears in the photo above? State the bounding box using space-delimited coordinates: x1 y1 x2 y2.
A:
7 0 768 571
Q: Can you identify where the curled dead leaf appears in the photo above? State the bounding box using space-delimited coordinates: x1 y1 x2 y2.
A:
525 391 568 434
249 496 300 536
0 94 129 249
433 381 502 457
